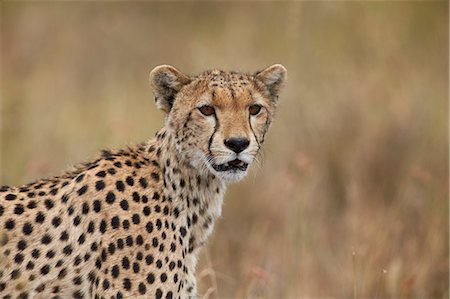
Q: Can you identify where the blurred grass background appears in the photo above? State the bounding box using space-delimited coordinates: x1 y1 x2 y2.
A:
1 2 448 298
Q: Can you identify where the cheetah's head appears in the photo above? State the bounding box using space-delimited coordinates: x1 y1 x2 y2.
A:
149 64 287 182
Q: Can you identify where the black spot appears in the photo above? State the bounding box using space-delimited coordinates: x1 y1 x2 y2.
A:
78 234 86 244
108 242 116 255
27 201 37 209
82 202 89 214
106 192 116 204
46 250 55 259
87 221 95 233
5 219 15 230
32 249 40 259
160 273 167 282
93 200 101 213
60 231 69 241
14 253 24 264
111 265 119 278
126 236 133 247
17 240 27 250
151 172 160 181
63 244 73 255
95 181 105 191
40 264 50 275
115 181 125 192
139 178 148 188
41 234 52 245
155 288 162 299
5 193 17 201
117 239 124 249
22 222 33 235
68 206 75 215
120 200 129 211
146 254 154 265
75 174 85 183
35 212 45 223
138 282 146 294
133 262 140 273
103 279 110 290
146 222 154 233
143 206 151 216
11 269 21 279
44 199 54 209
132 192 140 202
126 176 134 186
111 216 120 229
14 204 24 215
153 192 160 200
61 194 70 203
132 214 140 224
123 278 131 290
77 185 88 196
73 276 83 285
99 220 107 233
122 219 130 230
58 268 67 279
122 257 130 269
147 273 155 284
169 261 176 270
156 219 162 230
72 290 84 299
73 216 81 226
95 171 106 177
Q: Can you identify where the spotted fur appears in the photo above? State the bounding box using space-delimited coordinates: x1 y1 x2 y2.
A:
0 64 286 299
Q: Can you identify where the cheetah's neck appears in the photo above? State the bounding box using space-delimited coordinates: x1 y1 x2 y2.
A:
146 127 226 256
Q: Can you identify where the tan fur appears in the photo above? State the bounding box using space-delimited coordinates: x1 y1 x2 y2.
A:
0 65 286 299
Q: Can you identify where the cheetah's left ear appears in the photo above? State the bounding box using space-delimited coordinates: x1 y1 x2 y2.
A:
149 65 191 113
255 64 287 101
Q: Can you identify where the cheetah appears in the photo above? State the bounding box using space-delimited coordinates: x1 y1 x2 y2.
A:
0 64 287 299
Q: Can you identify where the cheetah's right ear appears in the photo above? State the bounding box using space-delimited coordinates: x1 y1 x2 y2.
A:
149 65 191 113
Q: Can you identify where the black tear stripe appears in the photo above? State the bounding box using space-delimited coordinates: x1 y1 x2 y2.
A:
248 113 261 150
208 91 220 157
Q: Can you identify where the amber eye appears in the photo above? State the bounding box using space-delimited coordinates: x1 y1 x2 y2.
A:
249 104 262 116
198 105 215 116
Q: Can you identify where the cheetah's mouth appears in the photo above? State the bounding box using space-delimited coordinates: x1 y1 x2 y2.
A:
212 159 248 172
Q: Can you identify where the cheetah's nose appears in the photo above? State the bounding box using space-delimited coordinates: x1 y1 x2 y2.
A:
224 138 250 153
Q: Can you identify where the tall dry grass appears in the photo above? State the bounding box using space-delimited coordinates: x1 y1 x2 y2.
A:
1 2 448 298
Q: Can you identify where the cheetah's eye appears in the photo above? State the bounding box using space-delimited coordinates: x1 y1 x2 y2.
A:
198 105 215 116
249 104 262 116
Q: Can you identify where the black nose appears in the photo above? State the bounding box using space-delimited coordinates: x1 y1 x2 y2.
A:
224 138 250 153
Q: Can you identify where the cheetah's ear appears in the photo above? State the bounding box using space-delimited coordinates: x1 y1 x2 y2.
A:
255 64 287 101
149 65 191 113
